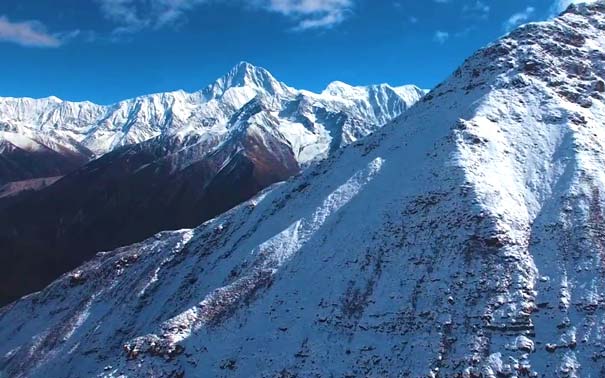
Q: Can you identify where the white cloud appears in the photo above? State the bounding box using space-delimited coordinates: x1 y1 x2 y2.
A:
0 15 61 47
504 6 535 31
433 30 449 44
463 0 490 19
263 0 353 30
96 0 210 33
96 0 354 33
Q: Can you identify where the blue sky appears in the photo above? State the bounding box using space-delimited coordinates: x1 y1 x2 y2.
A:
0 0 590 104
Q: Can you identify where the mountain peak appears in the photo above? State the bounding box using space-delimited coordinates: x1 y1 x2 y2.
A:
563 0 605 15
232 60 258 73
225 61 262 81
203 61 291 99
322 80 354 94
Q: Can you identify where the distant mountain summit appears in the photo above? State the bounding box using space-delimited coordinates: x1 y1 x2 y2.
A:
0 62 424 306
204 61 293 99
2 2 605 377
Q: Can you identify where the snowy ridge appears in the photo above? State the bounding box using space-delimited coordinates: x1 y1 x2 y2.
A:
0 62 424 160
4 3 605 377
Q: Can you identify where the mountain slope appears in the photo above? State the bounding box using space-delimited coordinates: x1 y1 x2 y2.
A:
0 66 424 306
4 3 605 377
0 132 91 185
0 101 300 305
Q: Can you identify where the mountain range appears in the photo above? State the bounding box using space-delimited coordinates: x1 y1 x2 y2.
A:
0 62 425 305
3 2 605 377
0 62 424 185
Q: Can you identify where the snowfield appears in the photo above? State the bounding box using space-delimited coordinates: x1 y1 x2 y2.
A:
3 2 605 377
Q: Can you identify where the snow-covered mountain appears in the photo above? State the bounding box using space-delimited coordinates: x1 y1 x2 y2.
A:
0 62 424 182
5 2 605 377
0 63 424 306
0 63 288 157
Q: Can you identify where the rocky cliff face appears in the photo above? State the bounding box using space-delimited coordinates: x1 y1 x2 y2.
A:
3 3 605 378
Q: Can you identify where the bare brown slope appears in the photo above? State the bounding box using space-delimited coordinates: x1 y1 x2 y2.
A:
0 139 89 185
0 125 299 306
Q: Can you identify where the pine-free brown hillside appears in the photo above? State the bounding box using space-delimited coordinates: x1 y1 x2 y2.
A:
0 137 90 186
0 118 299 306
